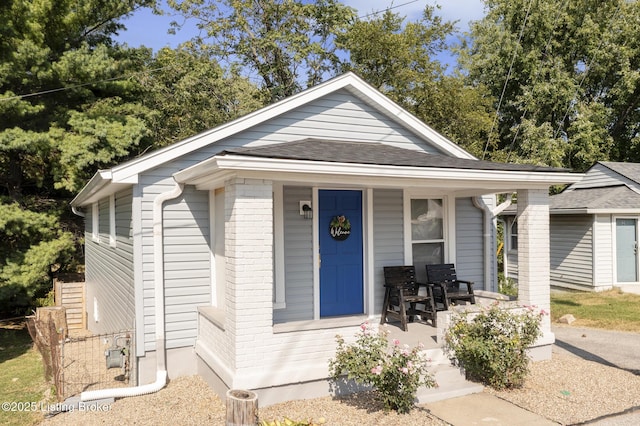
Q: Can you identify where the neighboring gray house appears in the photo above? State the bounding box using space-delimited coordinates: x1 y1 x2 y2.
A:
71 73 579 404
503 161 640 294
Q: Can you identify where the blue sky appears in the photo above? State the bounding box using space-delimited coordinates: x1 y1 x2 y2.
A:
115 1 486 52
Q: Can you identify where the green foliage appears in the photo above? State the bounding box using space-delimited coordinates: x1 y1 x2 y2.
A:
139 45 266 147
461 0 640 168
337 6 496 158
0 321 52 426
328 322 436 414
551 290 640 332
498 273 518 297
0 201 75 316
168 0 356 102
444 303 543 390
0 0 153 315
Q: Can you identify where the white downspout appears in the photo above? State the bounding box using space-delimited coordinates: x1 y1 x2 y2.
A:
81 180 184 401
71 206 85 217
472 195 513 292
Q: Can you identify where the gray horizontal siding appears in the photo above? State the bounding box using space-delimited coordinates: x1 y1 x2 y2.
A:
140 181 211 351
455 197 485 289
572 163 624 189
137 88 448 349
373 189 405 313
274 186 313 324
85 188 135 335
550 215 593 286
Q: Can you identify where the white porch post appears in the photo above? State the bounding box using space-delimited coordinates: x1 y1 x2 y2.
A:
225 178 274 375
517 188 553 360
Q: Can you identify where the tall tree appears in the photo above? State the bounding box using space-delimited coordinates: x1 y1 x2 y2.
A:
0 0 154 315
167 0 356 102
139 45 266 147
338 7 497 157
461 0 640 170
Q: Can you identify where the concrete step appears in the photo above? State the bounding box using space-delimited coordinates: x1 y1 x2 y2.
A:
417 348 484 404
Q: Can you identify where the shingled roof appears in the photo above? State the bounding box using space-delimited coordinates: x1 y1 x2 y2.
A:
220 139 569 173
549 185 640 211
600 162 640 186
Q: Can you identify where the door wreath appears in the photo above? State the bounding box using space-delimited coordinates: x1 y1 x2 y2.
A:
329 215 351 241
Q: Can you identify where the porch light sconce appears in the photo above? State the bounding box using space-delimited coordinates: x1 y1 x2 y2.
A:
299 201 313 220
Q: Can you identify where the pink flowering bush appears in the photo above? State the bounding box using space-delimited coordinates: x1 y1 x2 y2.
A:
328 322 436 413
444 303 545 390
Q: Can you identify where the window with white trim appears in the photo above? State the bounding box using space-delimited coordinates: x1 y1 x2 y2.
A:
508 218 518 251
409 198 445 282
109 194 116 247
91 203 99 242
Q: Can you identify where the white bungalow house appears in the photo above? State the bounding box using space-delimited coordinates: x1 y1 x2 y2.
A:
503 161 640 294
70 72 580 404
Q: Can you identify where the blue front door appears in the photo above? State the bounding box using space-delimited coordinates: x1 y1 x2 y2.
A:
319 190 363 317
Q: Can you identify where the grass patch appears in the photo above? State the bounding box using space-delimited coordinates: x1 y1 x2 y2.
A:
0 320 50 426
551 289 640 332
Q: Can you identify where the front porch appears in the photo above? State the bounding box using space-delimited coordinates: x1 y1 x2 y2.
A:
196 288 551 405
172 142 578 406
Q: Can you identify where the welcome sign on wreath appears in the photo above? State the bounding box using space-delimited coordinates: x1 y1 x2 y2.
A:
329 215 351 241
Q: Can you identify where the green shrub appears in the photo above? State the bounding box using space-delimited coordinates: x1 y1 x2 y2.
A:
498 273 518 297
328 322 436 413
443 303 544 390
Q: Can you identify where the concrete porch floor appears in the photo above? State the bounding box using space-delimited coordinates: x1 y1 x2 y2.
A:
382 319 441 350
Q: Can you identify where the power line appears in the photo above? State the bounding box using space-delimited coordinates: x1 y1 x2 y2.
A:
0 66 172 103
358 0 420 20
2 0 421 103
482 0 535 160
505 0 570 163
552 1 623 141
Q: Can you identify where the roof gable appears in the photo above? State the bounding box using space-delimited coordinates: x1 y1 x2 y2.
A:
112 72 474 182
568 161 640 192
73 72 477 206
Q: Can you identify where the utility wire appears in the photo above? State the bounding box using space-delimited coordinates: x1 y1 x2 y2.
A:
2 0 421 103
482 0 535 160
358 0 420 19
505 0 569 163
0 66 172 103
551 1 623 141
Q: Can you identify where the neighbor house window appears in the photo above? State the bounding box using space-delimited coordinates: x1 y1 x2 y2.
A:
409 198 445 282
509 219 518 251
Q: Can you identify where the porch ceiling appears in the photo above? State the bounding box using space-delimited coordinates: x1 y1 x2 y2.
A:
174 140 582 193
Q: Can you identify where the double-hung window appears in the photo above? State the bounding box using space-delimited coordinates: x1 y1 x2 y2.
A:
408 198 445 282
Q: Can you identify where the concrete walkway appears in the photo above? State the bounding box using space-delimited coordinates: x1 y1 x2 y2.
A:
427 392 558 425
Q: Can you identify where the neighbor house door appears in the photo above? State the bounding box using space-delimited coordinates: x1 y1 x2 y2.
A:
616 218 638 283
319 190 363 317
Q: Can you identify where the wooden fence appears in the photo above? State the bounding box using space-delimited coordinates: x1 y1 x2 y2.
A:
54 277 86 331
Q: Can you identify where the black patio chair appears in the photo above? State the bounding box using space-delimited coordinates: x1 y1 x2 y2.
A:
381 266 436 331
426 263 476 311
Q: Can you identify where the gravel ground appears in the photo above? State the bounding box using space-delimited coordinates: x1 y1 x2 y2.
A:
40 350 640 426
487 350 640 425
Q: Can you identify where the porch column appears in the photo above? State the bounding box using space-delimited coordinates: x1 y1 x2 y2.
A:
225 178 274 373
517 188 553 359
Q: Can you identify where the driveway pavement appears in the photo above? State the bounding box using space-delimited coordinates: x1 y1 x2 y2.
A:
552 325 640 425
552 324 640 375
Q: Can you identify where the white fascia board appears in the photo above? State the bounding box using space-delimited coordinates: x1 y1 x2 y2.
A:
551 208 640 215
70 169 113 206
178 154 582 190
